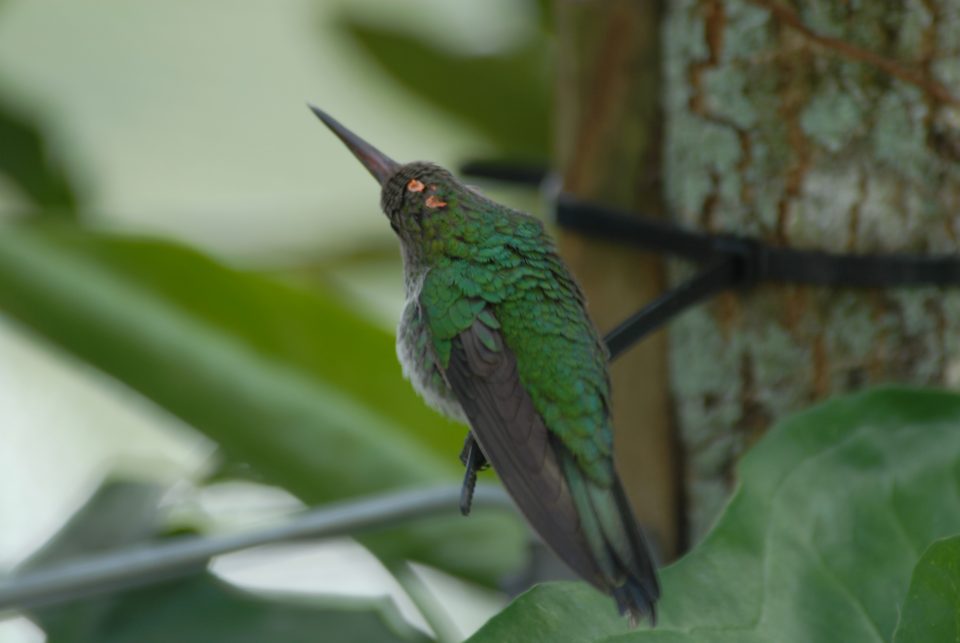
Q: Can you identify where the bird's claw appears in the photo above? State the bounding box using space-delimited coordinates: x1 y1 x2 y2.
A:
459 433 488 515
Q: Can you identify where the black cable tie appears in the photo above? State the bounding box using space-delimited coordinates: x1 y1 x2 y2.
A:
603 257 738 360
556 194 713 262
459 160 548 187
709 234 763 290
555 193 960 359
556 194 960 288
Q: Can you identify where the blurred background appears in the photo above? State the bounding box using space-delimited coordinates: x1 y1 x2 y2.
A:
0 0 554 640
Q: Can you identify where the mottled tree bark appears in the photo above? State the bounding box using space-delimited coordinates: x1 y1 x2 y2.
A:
555 1 681 558
665 0 960 539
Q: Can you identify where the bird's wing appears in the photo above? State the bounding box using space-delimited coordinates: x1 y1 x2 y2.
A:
442 313 605 587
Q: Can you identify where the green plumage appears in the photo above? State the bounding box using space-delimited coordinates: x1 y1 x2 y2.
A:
415 185 615 484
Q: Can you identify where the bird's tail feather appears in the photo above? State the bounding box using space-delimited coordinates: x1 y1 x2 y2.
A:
609 480 660 624
559 448 661 626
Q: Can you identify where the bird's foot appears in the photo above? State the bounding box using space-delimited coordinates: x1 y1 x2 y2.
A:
459 433 488 516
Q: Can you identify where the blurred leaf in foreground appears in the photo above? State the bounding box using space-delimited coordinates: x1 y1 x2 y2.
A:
338 17 549 158
41 576 432 643
0 224 526 586
25 480 431 643
468 388 960 642
0 95 80 217
893 535 960 643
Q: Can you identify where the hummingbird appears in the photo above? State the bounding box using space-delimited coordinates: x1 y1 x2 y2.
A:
310 106 660 624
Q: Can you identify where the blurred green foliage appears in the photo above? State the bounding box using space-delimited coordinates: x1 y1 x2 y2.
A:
27 481 431 643
0 225 526 588
0 96 80 217
468 388 960 642
0 2 552 639
339 4 550 159
0 0 79 216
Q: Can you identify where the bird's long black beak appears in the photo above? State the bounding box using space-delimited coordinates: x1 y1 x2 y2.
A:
308 105 399 186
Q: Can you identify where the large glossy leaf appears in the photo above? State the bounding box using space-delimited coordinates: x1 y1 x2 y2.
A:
0 96 79 216
338 19 549 158
893 535 960 643
25 480 431 643
467 583 627 642
468 388 960 642
0 224 525 585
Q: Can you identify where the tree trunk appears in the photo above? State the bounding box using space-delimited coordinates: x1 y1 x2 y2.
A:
555 0 681 558
664 0 960 540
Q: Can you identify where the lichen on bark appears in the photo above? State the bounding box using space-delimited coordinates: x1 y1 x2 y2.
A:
664 0 960 539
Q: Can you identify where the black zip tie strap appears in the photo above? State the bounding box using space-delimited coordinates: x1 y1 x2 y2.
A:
459 160 548 187
556 194 960 359
603 257 736 360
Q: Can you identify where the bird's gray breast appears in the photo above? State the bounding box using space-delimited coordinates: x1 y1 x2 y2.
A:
395 276 467 424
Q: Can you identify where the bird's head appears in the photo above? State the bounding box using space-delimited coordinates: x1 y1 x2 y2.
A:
310 106 470 246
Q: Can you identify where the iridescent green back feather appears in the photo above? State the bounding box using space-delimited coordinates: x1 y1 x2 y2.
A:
414 182 614 485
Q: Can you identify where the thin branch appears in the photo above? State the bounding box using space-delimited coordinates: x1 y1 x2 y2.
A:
0 485 514 613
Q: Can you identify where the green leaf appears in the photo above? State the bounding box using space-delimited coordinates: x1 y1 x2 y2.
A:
533 0 553 33
0 96 80 217
0 224 525 585
468 388 960 642
40 576 434 643
339 18 549 157
893 535 960 643
27 480 165 567
468 583 629 642
26 480 431 643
